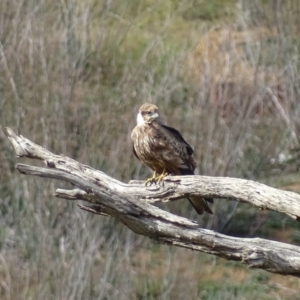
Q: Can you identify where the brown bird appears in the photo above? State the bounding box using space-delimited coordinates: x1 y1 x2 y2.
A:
131 103 213 215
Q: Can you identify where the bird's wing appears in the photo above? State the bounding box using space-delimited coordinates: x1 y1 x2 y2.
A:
159 124 196 172
160 124 214 214
161 124 194 155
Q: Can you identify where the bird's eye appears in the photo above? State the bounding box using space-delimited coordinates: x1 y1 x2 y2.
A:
146 111 151 115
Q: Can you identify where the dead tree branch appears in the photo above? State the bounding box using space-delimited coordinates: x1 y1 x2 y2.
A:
4 127 300 277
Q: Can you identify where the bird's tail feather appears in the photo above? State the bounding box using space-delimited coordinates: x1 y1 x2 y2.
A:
178 168 213 214
188 196 213 215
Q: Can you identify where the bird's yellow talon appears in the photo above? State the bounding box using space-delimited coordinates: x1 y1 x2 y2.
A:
156 172 167 184
144 170 167 186
144 172 158 186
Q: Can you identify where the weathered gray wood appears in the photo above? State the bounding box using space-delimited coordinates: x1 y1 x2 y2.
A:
4 127 300 277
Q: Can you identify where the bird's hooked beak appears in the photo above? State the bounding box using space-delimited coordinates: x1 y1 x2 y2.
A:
150 112 159 120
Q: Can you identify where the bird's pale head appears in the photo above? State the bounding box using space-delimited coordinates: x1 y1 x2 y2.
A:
137 103 160 125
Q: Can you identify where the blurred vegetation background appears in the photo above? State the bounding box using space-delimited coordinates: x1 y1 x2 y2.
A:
1 0 300 299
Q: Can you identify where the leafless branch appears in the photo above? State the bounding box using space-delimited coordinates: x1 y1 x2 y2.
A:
4 127 300 277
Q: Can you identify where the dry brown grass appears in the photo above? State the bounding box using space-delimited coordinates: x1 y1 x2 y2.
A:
1 0 300 298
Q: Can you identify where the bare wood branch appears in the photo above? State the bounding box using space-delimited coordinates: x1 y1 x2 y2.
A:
4 127 300 276
77 204 110 217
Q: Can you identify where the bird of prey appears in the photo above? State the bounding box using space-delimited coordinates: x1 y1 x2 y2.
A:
131 103 213 215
